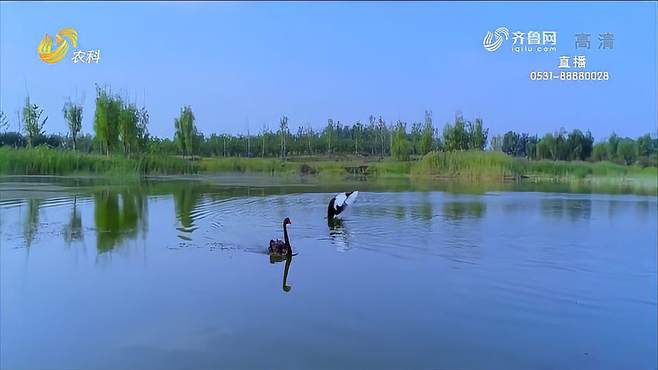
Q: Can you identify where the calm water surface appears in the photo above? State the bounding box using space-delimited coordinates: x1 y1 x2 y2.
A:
1 175 656 370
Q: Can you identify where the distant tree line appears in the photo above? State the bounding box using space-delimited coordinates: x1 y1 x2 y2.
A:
490 129 657 166
0 86 656 167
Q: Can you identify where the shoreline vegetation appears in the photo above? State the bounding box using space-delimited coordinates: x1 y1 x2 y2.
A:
1 147 655 193
1 84 656 194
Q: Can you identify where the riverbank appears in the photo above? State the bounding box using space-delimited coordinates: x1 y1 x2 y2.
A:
0 146 197 176
1 147 655 192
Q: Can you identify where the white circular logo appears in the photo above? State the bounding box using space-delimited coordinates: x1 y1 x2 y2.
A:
483 27 509 52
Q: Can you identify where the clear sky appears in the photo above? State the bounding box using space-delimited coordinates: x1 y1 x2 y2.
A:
1 1 656 140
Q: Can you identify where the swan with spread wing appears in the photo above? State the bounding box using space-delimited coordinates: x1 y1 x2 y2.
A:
327 191 359 220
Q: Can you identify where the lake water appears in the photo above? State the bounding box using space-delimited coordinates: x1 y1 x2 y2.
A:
1 175 656 370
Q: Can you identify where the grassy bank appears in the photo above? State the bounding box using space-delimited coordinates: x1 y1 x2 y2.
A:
197 156 412 177
412 150 656 180
0 147 198 176
1 147 655 190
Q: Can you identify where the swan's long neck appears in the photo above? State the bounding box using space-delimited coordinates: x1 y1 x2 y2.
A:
283 222 290 245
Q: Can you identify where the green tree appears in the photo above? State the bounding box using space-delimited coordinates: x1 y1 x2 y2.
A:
566 129 594 161
607 133 620 161
93 86 120 156
378 116 388 158
420 110 434 155
443 114 469 151
501 131 518 156
591 142 608 161
279 115 288 158
553 128 568 160
391 120 409 160
22 97 48 148
323 118 334 155
616 138 637 165
136 106 150 153
526 135 539 160
118 102 138 154
467 118 488 150
352 121 363 155
501 131 531 157
410 121 422 156
636 133 654 158
367 115 377 156
63 100 83 151
537 133 555 160
582 131 594 160
174 106 197 157
434 131 444 152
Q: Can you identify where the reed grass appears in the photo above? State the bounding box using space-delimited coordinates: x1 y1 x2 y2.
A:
411 150 519 179
413 150 656 181
0 146 197 175
199 157 299 175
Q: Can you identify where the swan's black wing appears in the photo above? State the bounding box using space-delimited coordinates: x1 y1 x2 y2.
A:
327 197 337 219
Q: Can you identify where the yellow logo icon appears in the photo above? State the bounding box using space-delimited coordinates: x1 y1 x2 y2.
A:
37 28 78 64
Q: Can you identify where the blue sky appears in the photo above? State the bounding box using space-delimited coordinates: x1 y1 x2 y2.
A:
1 1 656 140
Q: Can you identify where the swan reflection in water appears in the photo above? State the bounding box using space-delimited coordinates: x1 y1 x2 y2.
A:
327 217 344 229
269 246 295 293
268 217 296 292
328 218 351 252
268 253 294 292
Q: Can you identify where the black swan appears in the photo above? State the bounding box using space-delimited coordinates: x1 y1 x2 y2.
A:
269 217 292 257
327 191 359 220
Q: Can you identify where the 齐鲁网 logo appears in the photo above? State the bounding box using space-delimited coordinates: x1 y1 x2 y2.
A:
37 28 78 64
483 27 509 52
483 27 557 53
